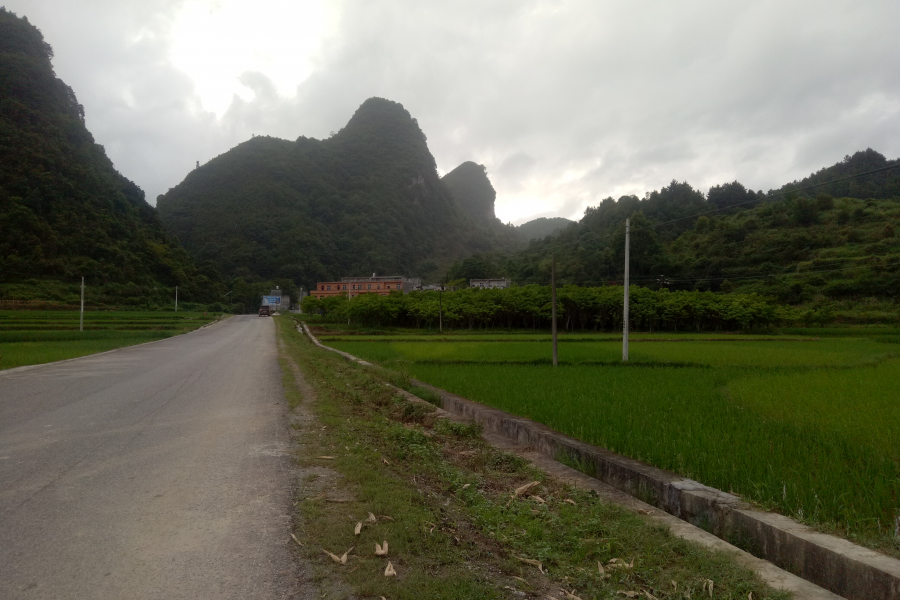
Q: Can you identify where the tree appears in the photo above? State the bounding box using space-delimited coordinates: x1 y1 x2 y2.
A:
707 181 757 211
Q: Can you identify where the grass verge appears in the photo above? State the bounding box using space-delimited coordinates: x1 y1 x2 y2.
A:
277 316 789 600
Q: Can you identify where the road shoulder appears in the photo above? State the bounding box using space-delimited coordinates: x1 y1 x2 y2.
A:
277 316 791 600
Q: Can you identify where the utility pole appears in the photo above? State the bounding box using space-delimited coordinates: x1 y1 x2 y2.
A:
551 254 558 367
80 277 84 332
623 218 630 362
175 285 178 313
438 285 444 333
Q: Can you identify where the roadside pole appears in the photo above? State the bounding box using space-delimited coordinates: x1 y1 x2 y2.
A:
551 254 558 367
438 286 444 333
80 277 84 332
623 218 630 362
175 286 178 313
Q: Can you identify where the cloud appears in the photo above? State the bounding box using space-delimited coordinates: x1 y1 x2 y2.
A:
6 0 900 221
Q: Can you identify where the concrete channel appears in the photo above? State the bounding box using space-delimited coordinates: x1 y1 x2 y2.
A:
301 323 900 600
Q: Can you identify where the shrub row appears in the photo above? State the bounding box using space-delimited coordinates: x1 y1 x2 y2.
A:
301 285 784 331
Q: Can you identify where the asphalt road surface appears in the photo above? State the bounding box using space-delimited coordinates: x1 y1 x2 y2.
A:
0 315 304 599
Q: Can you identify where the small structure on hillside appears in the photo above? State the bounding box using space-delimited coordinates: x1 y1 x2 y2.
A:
470 278 511 289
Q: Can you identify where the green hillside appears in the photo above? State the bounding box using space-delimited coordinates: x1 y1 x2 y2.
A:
158 98 518 286
517 217 574 240
0 9 219 305
500 150 900 317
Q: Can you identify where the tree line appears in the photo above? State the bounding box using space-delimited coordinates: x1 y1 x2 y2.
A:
301 285 786 332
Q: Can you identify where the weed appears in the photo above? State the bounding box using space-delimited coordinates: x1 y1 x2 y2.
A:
398 401 436 424
434 419 483 439
276 316 789 599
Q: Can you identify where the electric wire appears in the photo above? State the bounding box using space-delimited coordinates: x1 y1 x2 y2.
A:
513 256 900 288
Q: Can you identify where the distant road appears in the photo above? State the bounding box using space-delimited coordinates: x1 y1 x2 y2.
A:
0 316 303 599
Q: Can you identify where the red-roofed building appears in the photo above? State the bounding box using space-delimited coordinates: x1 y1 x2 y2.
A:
312 276 422 299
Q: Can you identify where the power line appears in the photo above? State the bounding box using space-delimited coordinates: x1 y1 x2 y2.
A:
504 256 900 287
623 256 899 285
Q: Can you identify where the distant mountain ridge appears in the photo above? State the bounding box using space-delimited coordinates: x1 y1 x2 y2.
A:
517 217 574 240
158 98 519 286
0 8 217 302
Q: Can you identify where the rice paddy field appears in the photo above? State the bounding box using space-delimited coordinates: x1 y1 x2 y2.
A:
0 310 222 370
321 327 900 555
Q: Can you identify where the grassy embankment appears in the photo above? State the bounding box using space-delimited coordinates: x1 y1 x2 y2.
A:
324 329 900 557
276 316 788 599
0 310 222 370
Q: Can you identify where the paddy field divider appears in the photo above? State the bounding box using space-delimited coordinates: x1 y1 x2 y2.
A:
301 322 900 600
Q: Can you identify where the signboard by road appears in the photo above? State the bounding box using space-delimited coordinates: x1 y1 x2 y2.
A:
262 296 281 305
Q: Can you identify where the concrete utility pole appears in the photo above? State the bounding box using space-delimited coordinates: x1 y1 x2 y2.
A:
175 286 178 313
438 286 444 333
80 277 84 332
551 254 558 367
623 218 630 362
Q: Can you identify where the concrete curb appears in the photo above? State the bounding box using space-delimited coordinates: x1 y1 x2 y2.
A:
301 322 900 600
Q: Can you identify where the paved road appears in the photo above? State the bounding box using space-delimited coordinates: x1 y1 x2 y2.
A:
0 316 303 599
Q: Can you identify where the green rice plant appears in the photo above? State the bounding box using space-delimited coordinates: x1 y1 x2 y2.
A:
401 362 900 550
0 333 174 369
331 338 895 368
728 361 900 456
0 310 220 369
324 331 900 553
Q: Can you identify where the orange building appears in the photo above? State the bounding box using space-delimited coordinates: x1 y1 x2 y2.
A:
312 276 422 300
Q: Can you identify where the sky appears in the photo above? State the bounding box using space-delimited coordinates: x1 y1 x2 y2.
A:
6 0 900 224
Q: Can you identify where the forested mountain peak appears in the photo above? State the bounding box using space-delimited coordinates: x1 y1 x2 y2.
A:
0 8 217 302
339 97 429 152
777 148 900 200
158 98 519 286
441 161 497 222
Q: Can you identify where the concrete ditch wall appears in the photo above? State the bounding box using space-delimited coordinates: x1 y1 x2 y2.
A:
417 381 900 600
301 323 900 600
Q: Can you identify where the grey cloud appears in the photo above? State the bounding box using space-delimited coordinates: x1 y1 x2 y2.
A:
6 0 900 221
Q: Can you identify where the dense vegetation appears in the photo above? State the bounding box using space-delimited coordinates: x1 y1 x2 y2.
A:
302 285 786 331
158 98 520 288
460 151 900 319
0 9 221 304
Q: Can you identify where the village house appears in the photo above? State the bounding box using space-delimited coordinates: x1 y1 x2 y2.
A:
312 275 422 299
469 278 511 289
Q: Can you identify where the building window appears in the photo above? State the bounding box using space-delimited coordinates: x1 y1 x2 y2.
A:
343 285 347 290
377 284 381 289
367 284 372 290
320 285 324 290
327 285 331 290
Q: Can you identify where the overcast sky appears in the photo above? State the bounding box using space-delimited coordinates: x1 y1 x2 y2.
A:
7 0 900 224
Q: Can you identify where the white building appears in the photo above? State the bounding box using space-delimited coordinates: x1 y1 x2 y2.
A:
469 278 511 289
